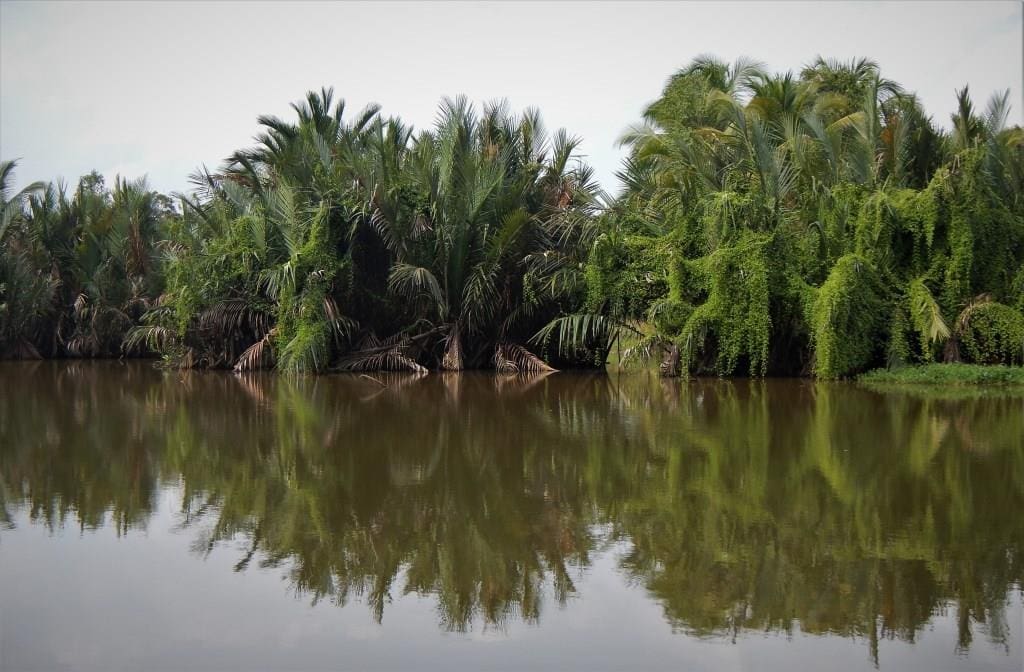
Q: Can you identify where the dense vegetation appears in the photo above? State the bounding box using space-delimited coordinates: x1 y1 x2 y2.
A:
2 56 1022 377
0 165 174 359
860 362 1024 386
583 56 1024 378
2 95 599 373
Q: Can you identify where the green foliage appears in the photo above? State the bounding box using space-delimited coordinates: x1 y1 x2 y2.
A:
584 234 670 320
601 55 1023 379
0 165 169 358
810 254 888 378
886 305 912 368
906 278 949 362
959 302 1024 365
1012 265 1024 312
859 362 1024 386
4 57 1022 378
674 232 772 376
115 91 601 372
854 188 939 273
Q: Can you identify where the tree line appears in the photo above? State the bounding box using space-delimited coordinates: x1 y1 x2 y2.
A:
2 56 1022 377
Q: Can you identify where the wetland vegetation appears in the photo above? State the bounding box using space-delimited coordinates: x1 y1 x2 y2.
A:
2 56 1022 378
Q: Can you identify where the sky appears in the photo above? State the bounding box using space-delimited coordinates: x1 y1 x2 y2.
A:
1 1 1022 197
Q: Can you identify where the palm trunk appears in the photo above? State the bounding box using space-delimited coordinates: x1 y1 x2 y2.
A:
660 343 681 378
441 325 463 371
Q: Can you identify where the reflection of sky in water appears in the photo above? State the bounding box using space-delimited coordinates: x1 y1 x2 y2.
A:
2 490 1020 672
1 363 1022 671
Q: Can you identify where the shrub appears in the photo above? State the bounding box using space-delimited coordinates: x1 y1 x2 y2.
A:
961 302 1024 365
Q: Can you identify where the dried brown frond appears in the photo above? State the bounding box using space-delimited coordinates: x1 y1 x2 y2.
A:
336 333 427 373
322 297 356 339
198 299 270 338
493 343 555 374
179 348 197 370
494 345 517 373
234 329 277 372
66 335 93 357
412 213 433 237
955 293 992 334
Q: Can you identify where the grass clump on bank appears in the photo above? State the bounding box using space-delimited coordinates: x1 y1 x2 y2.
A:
859 363 1024 386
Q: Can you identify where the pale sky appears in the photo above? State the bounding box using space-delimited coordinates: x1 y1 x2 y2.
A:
1 1 1021 196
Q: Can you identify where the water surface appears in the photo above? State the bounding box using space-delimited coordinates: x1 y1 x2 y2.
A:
1 362 1021 671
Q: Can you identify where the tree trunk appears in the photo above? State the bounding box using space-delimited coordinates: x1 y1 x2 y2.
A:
441 325 463 371
659 343 680 378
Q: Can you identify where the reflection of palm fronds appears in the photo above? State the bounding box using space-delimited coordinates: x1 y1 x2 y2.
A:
493 369 555 394
381 371 429 390
335 334 427 373
354 371 429 401
493 343 555 374
440 371 461 403
233 372 275 407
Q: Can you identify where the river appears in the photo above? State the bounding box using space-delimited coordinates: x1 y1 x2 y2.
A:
1 361 1021 671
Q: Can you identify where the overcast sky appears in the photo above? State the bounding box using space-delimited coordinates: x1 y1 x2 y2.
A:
1 1 1021 196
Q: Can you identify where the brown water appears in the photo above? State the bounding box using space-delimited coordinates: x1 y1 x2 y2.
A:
0 361 1021 671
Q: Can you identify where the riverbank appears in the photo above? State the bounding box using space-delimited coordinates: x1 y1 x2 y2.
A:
858 363 1024 386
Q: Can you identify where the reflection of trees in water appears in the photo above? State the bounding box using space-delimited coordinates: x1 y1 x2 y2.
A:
0 363 1021 653
171 370 595 631
612 381 1023 663
0 361 163 534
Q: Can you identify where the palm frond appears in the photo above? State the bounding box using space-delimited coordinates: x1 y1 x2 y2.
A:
234 330 276 372
494 343 555 373
335 333 427 373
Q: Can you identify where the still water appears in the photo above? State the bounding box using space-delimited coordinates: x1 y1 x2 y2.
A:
0 361 1021 671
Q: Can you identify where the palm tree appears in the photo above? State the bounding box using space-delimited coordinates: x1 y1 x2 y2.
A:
567 55 1024 378
1 161 55 357
368 97 599 370
0 160 46 243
